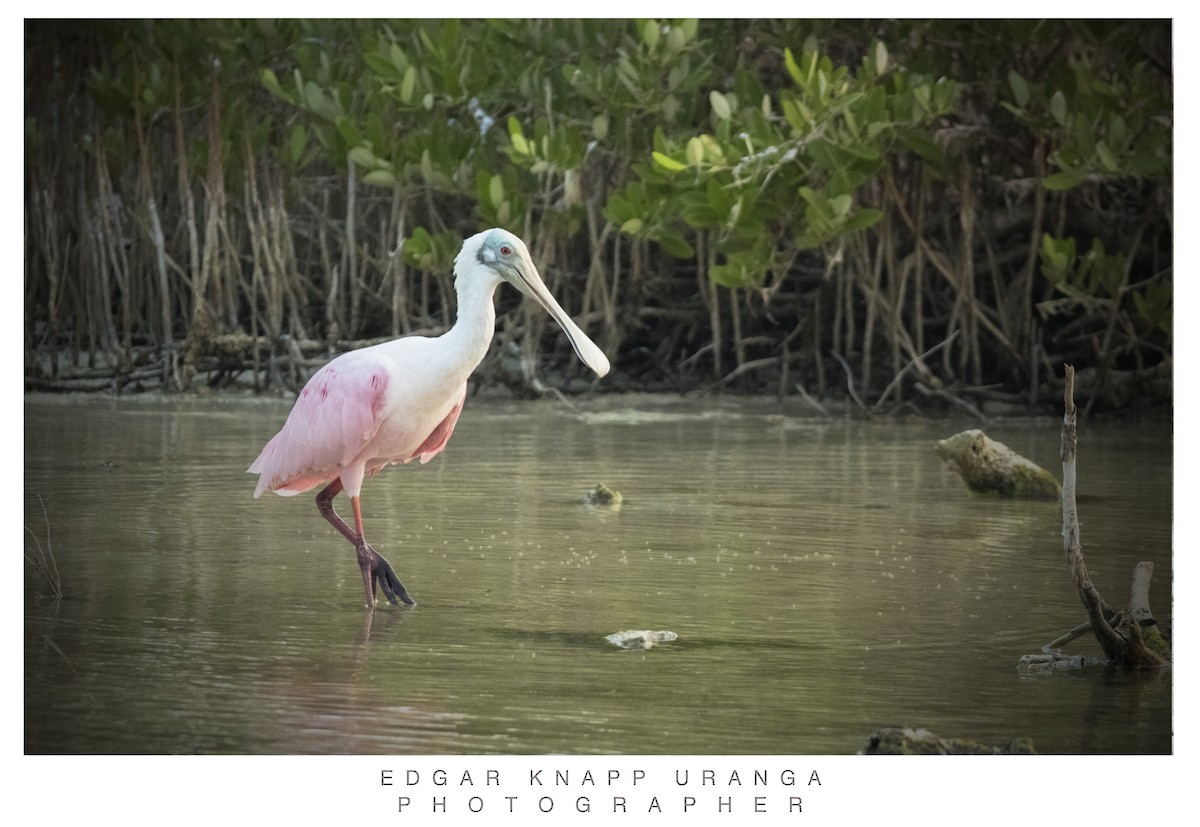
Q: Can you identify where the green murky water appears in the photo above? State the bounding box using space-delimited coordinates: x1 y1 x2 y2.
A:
23 394 1172 754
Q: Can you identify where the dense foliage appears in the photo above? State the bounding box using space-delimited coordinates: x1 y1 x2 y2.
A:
24 19 1172 411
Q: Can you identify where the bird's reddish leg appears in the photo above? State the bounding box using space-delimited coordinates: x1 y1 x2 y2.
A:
315 479 416 607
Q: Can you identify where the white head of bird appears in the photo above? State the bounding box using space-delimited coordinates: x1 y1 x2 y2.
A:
456 228 610 378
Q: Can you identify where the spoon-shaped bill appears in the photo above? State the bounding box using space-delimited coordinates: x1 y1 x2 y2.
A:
509 261 610 377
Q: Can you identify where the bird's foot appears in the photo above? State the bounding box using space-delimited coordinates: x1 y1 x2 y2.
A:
355 542 416 607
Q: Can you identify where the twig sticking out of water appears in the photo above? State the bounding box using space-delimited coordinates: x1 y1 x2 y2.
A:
1031 364 1169 668
24 493 63 599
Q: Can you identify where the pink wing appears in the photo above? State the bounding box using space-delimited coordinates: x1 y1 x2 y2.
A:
412 387 465 464
248 356 389 498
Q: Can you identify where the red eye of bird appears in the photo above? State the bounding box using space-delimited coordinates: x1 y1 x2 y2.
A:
500 245 511 255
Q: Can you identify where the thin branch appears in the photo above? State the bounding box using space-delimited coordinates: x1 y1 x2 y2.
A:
912 381 988 423
794 382 831 417
870 330 960 415
831 350 867 412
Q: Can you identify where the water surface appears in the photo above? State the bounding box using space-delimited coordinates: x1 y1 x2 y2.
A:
24 394 1172 754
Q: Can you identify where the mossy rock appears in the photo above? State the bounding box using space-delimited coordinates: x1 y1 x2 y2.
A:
583 483 623 506
935 429 1060 500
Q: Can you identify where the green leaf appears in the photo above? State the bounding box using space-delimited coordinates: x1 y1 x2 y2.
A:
796 230 824 251
1043 169 1084 190
710 90 732 120
334 116 361 148
652 151 687 172
510 130 529 157
840 208 883 234
620 218 644 235
390 43 407 73
303 81 339 121
288 125 308 164
362 169 397 187
1007 70 1030 109
260 69 291 103
1128 153 1168 178
912 83 931 114
641 19 660 49
1049 90 1067 126
710 262 748 288
592 114 609 142
348 145 380 169
488 174 504 207
662 94 679 122
364 52 399 81
1072 116 1095 157
781 99 807 133
400 65 416 105
604 193 635 225
652 126 669 154
999 101 1027 121
797 186 823 210
807 138 845 171
933 78 959 113
682 203 720 228
655 230 695 259
1096 141 1119 172
874 41 889 76
705 177 734 214
1109 114 1127 147
665 25 686 53
784 47 804 87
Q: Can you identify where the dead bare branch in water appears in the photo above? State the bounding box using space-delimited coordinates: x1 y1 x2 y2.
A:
1019 364 1169 669
1058 364 1168 667
24 493 63 599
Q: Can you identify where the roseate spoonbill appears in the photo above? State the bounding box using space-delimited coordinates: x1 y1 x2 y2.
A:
248 228 609 607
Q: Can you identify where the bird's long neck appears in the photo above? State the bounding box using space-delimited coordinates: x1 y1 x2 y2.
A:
435 265 501 383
